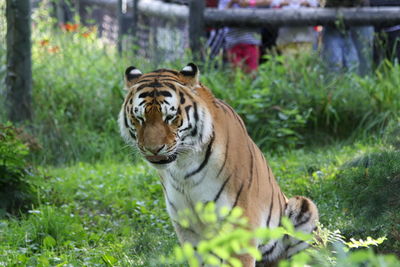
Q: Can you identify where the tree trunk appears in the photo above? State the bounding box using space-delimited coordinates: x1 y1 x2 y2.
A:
6 0 32 122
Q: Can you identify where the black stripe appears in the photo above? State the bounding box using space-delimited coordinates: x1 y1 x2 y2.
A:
147 81 164 88
136 83 150 91
179 125 192 132
231 183 244 209
138 91 154 98
161 183 178 212
278 192 283 226
159 91 172 97
217 99 228 113
294 215 311 228
213 175 232 203
142 74 177 78
128 129 136 140
262 241 277 256
191 126 197 137
184 105 192 122
216 132 229 177
159 78 186 86
153 69 179 75
137 81 164 92
247 144 254 189
139 100 146 106
297 198 309 222
164 82 177 92
193 102 199 121
184 134 215 179
135 79 154 84
287 240 305 250
124 113 129 128
266 190 274 227
180 92 186 104
219 100 247 133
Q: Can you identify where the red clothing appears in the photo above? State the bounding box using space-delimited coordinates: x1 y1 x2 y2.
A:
227 43 260 72
206 0 218 7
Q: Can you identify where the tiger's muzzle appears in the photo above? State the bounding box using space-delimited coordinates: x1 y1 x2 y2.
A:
145 153 177 164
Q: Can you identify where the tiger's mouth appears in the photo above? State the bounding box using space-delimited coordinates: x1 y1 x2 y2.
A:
145 153 177 164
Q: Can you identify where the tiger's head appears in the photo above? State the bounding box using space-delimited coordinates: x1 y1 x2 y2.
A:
118 63 214 167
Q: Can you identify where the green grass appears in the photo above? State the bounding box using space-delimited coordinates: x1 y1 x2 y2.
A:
0 161 179 266
2 139 399 265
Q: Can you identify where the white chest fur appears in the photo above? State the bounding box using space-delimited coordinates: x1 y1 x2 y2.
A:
158 146 231 222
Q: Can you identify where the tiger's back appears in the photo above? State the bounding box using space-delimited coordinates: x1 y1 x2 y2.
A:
119 63 318 266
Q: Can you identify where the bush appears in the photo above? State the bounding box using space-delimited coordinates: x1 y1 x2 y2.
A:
0 124 40 217
204 54 400 151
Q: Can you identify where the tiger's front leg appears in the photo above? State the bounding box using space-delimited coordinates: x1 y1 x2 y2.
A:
284 196 319 258
173 222 258 267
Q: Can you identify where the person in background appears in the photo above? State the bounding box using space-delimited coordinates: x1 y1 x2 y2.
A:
219 0 272 72
370 0 400 65
271 0 320 57
321 0 374 76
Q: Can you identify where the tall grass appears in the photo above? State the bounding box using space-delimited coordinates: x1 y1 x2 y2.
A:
207 54 400 150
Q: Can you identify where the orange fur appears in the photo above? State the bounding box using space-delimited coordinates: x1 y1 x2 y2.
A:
119 64 319 266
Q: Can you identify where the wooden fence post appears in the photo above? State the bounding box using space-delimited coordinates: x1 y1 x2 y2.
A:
117 0 123 52
189 0 205 61
132 0 138 42
6 0 32 123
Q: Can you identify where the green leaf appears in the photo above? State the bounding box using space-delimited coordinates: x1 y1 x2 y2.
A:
42 235 56 248
182 242 195 258
102 254 118 266
226 257 242 267
204 254 221 266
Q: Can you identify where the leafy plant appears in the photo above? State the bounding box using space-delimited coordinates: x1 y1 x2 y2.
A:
162 202 398 267
0 123 39 217
162 202 312 267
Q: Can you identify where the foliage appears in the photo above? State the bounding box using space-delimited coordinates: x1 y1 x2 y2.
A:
205 54 400 151
162 203 311 267
162 202 398 267
26 2 133 164
0 161 176 266
0 123 40 217
383 116 400 149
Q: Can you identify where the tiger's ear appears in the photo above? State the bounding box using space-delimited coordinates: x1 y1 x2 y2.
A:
124 66 143 89
180 63 200 87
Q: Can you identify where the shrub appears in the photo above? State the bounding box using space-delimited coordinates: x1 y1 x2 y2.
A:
162 202 399 267
205 54 400 151
0 124 40 217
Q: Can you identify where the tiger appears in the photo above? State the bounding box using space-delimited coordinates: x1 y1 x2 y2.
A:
118 63 319 266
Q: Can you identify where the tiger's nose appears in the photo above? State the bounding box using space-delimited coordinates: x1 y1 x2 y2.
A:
145 144 165 155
